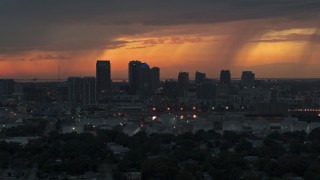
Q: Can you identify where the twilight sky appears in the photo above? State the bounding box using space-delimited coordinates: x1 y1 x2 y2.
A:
0 0 320 79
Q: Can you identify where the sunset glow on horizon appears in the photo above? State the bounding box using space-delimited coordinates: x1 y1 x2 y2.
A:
1 1 320 79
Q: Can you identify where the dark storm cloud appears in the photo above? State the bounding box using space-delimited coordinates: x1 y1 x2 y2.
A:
0 54 71 61
0 0 320 54
1 0 320 25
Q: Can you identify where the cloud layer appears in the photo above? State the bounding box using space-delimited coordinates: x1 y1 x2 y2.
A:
1 0 320 54
1 0 320 78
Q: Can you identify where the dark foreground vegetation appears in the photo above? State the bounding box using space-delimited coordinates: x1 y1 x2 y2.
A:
1 128 320 179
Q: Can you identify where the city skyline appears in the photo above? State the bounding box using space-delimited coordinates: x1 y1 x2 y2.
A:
1 1 320 79
2 1 320 179
5 60 320 81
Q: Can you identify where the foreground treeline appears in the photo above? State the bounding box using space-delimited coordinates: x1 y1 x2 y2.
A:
1 128 320 179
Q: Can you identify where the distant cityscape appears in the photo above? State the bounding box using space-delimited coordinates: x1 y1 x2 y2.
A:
2 59 320 122
3 0 320 178
2 60 320 179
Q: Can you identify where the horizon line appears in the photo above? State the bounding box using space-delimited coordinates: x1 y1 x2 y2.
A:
8 77 320 83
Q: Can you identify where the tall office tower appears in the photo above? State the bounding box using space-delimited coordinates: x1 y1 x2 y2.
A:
81 77 96 104
128 60 142 94
150 67 160 92
195 71 206 85
138 63 152 97
68 77 82 103
178 72 189 97
96 60 111 99
0 79 14 96
241 71 255 88
220 70 231 85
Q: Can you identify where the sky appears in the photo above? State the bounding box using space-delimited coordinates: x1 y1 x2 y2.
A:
0 0 320 79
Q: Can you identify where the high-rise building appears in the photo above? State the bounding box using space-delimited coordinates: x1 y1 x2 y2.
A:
241 71 255 88
0 79 14 96
195 71 206 86
96 60 111 99
81 77 96 104
150 67 160 92
139 63 152 97
68 77 83 103
128 60 142 95
68 77 96 104
220 70 231 85
178 72 189 97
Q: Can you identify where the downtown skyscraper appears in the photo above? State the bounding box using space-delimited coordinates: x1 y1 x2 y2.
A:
178 72 189 97
220 70 231 85
195 71 206 86
128 60 142 95
150 67 160 92
128 60 160 97
241 71 255 88
138 63 152 97
96 60 111 100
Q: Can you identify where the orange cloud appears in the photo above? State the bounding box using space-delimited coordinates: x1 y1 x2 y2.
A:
1 21 320 79
141 37 214 45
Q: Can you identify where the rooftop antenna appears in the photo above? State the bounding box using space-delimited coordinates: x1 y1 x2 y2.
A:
58 65 60 82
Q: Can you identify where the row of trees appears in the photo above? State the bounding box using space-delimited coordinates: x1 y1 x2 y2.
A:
1 128 320 179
